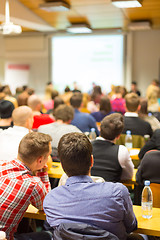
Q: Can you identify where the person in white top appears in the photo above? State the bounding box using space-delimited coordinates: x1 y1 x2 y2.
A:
0 106 33 161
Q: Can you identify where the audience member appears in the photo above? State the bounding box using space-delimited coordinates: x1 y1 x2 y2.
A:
91 113 134 182
70 93 99 135
87 85 103 112
17 85 29 106
43 132 137 240
146 79 160 112
136 150 160 186
111 86 126 115
47 96 64 115
27 95 54 129
138 98 160 132
91 96 114 122
3 85 18 108
0 106 33 161
38 104 81 160
138 129 160 160
0 100 15 130
130 81 141 96
122 93 152 137
0 132 52 239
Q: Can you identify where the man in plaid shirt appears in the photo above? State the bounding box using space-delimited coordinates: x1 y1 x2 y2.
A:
0 132 52 240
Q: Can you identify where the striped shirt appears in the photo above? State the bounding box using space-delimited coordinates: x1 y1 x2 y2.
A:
0 159 51 240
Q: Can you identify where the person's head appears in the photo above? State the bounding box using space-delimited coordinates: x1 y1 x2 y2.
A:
27 95 42 111
18 132 52 171
51 89 59 100
27 88 35 96
131 81 137 91
70 93 83 108
99 96 111 114
54 96 64 110
100 113 124 140
139 98 148 115
12 106 33 130
54 104 74 123
22 85 28 91
93 85 102 95
125 93 140 112
58 132 93 177
152 79 159 86
3 85 12 96
0 100 15 119
64 86 71 92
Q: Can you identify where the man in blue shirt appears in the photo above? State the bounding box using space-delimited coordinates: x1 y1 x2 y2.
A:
43 132 137 240
70 93 99 135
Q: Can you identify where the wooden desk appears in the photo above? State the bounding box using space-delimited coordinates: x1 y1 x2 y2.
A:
48 162 64 179
121 169 137 187
133 205 160 236
24 204 160 237
129 148 140 168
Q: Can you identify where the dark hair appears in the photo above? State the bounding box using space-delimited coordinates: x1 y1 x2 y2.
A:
70 93 83 108
54 104 74 122
125 93 140 112
64 86 71 92
0 100 15 119
99 96 111 114
132 81 137 85
100 113 124 140
51 90 59 100
18 132 52 163
58 132 92 177
54 96 64 110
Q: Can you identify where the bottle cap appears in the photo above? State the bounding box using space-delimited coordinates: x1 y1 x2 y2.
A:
144 180 150 186
148 112 152 116
91 128 95 132
126 130 131 135
0 231 6 239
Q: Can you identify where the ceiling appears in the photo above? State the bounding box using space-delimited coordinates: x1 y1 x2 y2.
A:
0 0 160 33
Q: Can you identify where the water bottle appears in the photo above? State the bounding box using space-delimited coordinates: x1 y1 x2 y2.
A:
141 180 153 219
89 128 96 140
125 130 133 148
0 231 6 240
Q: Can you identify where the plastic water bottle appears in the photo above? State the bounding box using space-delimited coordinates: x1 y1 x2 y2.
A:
89 128 96 140
141 180 153 219
0 231 6 240
125 130 133 148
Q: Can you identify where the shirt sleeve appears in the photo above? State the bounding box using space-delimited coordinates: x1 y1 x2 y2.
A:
120 184 137 233
30 170 51 210
118 145 134 180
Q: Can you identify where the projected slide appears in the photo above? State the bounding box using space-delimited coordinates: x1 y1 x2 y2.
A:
52 35 124 93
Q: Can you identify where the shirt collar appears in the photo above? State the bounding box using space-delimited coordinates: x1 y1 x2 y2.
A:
96 136 114 143
66 175 93 186
12 158 32 174
124 112 138 117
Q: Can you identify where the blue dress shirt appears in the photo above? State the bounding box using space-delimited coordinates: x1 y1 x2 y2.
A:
71 109 99 135
43 175 137 240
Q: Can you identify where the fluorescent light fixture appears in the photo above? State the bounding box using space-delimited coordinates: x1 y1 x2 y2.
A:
39 0 70 12
67 23 92 34
0 0 22 35
112 0 142 8
128 21 151 30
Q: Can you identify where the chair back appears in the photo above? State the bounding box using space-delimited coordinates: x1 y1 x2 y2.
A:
150 183 160 208
116 134 145 148
54 222 119 240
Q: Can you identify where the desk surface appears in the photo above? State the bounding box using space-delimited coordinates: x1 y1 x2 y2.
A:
24 205 160 237
48 162 64 179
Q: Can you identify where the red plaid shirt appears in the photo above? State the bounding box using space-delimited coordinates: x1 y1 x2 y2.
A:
0 159 51 240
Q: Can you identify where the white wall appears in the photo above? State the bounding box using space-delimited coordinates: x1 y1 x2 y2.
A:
132 29 160 96
0 34 51 96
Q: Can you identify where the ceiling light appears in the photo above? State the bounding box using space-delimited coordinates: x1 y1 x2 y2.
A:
112 0 142 8
0 0 22 35
39 0 70 12
128 21 151 30
67 23 92 34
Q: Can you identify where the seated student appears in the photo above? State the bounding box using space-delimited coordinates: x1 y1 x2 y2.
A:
0 100 15 130
136 150 160 185
91 96 114 122
138 129 160 160
43 132 137 240
0 132 52 239
0 106 33 161
91 113 134 182
122 93 153 137
38 104 81 161
111 86 126 115
70 93 99 135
